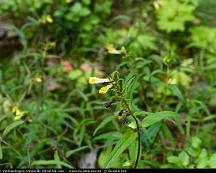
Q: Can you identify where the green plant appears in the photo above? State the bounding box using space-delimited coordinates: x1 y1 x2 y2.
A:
166 136 216 168
0 0 216 169
89 59 180 168
156 0 197 32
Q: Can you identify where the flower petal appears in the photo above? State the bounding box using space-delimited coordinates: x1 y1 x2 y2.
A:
99 84 113 94
89 77 110 84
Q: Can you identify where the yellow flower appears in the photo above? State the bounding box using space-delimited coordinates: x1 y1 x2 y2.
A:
32 76 42 83
65 0 73 3
106 44 127 55
48 41 56 48
46 15 53 23
153 0 164 9
41 14 54 24
106 44 119 54
120 46 127 54
88 77 110 84
12 105 26 120
14 113 25 120
12 105 18 114
99 84 113 94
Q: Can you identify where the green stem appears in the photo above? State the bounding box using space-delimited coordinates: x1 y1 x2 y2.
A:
130 114 141 168
122 100 140 168
114 80 141 168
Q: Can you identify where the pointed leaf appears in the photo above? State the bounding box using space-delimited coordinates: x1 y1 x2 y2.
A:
142 111 179 128
32 160 73 168
104 131 137 168
179 151 190 166
3 120 24 137
0 142 2 159
93 116 115 136
66 146 89 158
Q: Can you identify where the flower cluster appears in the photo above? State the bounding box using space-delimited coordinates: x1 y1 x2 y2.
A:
88 77 113 94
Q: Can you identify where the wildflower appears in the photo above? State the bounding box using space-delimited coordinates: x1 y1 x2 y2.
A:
99 84 113 94
12 105 26 120
65 0 73 3
106 44 127 55
41 14 54 24
88 77 113 94
153 0 164 9
47 41 56 48
88 77 110 84
32 76 42 83
14 113 25 120
46 15 53 23
120 46 127 54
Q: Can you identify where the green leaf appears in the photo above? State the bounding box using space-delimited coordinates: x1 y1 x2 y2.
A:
2 120 24 137
66 146 89 158
197 159 208 168
141 111 179 128
186 147 199 157
198 149 208 160
209 153 216 168
134 111 147 116
0 115 8 122
189 26 216 48
123 72 138 100
32 160 73 168
68 69 83 80
168 84 185 104
99 147 120 168
0 142 3 159
93 116 115 136
122 161 133 167
191 136 202 149
202 114 216 122
54 151 61 168
82 0 90 5
136 34 156 50
128 140 138 162
178 151 190 167
104 131 137 168
156 0 196 32
167 156 180 164
141 122 162 149
93 131 122 141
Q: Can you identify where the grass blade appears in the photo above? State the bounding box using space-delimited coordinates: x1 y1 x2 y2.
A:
0 142 3 159
3 120 24 137
32 160 73 168
66 146 89 158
